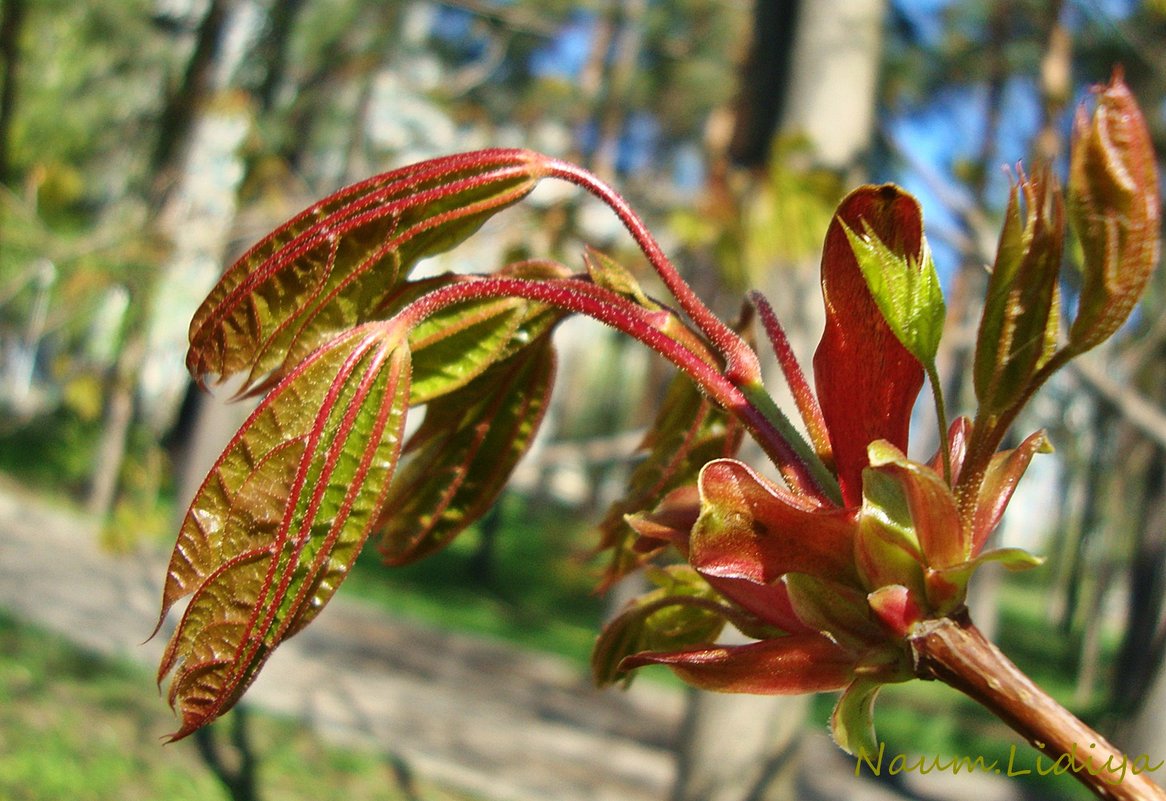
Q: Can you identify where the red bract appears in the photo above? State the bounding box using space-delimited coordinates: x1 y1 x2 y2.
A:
601 186 1048 751
814 186 927 505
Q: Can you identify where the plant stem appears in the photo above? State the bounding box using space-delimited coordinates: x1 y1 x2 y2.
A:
909 612 1166 801
925 362 952 486
541 158 763 387
394 275 829 499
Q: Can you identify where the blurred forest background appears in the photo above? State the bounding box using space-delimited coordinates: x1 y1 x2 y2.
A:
1 1 1166 800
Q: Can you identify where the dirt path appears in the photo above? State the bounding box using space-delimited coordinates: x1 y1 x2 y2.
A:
0 477 1029 801
0 478 680 801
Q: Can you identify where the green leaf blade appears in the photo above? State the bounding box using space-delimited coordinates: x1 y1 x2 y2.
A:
843 221 946 367
157 324 412 740
378 335 557 565
187 149 545 394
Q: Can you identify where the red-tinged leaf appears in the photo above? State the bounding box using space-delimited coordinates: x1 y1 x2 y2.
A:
1067 71 1161 355
971 429 1052 554
866 441 964 570
700 571 810 635
926 548 1044 618
597 372 744 586
624 484 701 556
592 565 728 687
973 169 1064 415
377 336 556 565
187 149 545 394
156 323 412 740
930 416 972 486
385 261 569 405
813 185 927 505
619 633 854 694
691 459 859 587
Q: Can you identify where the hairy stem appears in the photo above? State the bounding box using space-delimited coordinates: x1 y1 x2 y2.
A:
910 613 1166 801
541 158 763 387
395 275 832 500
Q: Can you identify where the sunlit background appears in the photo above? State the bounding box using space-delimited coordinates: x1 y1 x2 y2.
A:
1 1 1164 800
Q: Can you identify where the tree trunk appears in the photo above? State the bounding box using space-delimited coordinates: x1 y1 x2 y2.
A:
150 0 233 198
87 0 253 521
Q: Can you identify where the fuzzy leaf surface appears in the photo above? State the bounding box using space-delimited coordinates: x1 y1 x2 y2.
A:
378 335 556 565
156 324 412 740
391 263 567 405
973 172 1063 415
1067 72 1161 354
597 371 743 585
187 149 543 393
845 221 945 366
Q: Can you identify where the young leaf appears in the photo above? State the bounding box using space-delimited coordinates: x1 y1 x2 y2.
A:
814 185 927 505
378 335 556 565
1066 71 1161 355
831 678 883 758
691 459 860 588
187 149 545 394
844 221 945 367
783 573 885 652
597 371 744 585
973 169 1063 415
583 246 659 309
866 441 965 570
391 262 568 405
592 566 728 686
619 634 854 694
156 323 412 740
970 429 1052 554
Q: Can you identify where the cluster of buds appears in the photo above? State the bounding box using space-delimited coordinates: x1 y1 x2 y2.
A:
593 71 1160 756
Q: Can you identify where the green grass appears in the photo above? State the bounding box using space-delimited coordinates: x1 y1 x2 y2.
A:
0 611 479 801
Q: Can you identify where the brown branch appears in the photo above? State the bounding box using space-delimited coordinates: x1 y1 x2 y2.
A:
910 613 1166 801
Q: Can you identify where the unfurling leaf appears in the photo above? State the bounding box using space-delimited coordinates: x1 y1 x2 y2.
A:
188 149 545 394
831 678 883 758
1067 71 1161 354
844 220 945 367
597 372 743 586
583 247 659 309
378 335 556 564
156 323 412 740
391 261 568 405
973 168 1063 415
592 566 727 686
813 185 927 504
